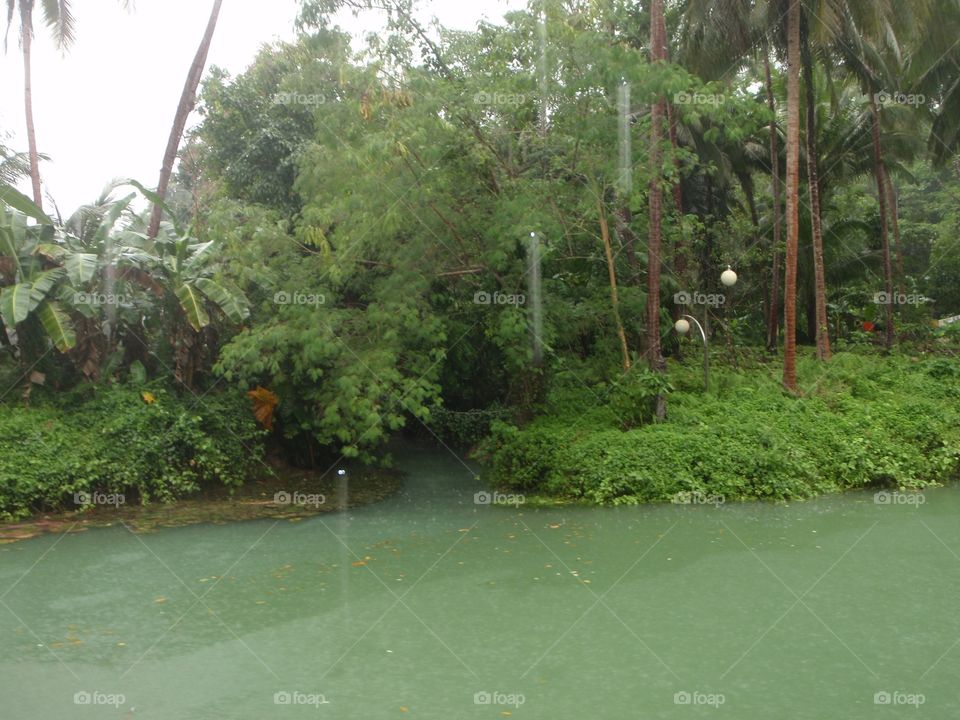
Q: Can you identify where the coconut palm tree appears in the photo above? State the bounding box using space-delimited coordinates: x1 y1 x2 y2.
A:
146 0 223 239
783 0 800 390
800 10 830 360
648 0 668 418
4 0 131 210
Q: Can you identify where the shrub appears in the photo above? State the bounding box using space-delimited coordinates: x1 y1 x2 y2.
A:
480 352 960 504
0 384 265 520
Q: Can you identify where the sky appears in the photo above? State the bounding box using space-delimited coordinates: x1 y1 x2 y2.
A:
0 0 523 213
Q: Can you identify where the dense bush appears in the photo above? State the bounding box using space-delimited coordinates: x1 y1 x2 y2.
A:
0 384 265 520
480 352 960 504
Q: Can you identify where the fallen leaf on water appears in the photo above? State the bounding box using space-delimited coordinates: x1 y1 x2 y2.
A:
548 523 561 529
154 597 167 604
351 560 366 567
399 707 408 713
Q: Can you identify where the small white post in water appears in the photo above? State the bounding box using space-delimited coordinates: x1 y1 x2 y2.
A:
337 467 350 625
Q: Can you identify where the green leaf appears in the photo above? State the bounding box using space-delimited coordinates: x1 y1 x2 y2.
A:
193 277 250 323
129 360 147 385
0 182 55 225
37 300 76 352
0 283 32 328
176 282 210 331
93 193 136 246
64 253 98 285
29 267 66 311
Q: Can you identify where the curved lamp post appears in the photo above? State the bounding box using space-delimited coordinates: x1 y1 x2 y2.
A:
675 266 738 391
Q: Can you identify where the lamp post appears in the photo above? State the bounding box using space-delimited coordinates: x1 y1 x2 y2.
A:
674 266 738 391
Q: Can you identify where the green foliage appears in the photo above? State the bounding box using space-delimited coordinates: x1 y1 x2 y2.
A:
481 352 960 504
0 385 265 520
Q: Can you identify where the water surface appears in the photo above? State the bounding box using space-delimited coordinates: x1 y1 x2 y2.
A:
1 445 958 718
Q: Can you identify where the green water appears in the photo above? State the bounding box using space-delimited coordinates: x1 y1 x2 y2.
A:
2 444 958 718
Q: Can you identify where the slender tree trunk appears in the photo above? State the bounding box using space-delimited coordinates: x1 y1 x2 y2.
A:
599 199 631 371
868 93 895 349
21 19 43 209
615 206 641 280
885 176 906 295
649 0 667 419
765 51 781 353
666 102 684 217
783 0 801 391
802 23 830 360
147 0 224 239
662 4 685 360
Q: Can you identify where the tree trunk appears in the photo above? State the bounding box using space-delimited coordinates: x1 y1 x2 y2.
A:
783 0 801 391
885 175 906 295
765 50 781 353
615 206 641 280
21 16 43 209
868 93 895 349
147 0 224 239
802 21 830 360
599 199 631 371
649 0 667 419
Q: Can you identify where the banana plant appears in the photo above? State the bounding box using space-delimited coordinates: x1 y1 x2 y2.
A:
0 186 76 352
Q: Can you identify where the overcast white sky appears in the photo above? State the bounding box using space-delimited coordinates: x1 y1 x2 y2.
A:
0 0 523 213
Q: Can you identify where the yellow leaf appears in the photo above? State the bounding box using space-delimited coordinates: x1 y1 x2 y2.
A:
140 391 156 405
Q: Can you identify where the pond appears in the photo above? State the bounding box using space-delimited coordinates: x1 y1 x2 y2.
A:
1 444 957 718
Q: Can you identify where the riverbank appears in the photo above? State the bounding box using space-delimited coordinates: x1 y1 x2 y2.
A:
478 350 960 505
0 461 403 544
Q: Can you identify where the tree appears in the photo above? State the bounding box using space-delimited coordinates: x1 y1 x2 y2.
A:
4 0 131 210
647 0 668 419
764 49 782 352
783 0 800 390
801 11 830 360
147 0 224 239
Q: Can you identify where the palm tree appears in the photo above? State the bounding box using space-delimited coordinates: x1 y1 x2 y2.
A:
801 10 830 360
146 0 224 239
763 49 782 352
4 0 131 210
648 0 668 418
783 0 800 390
